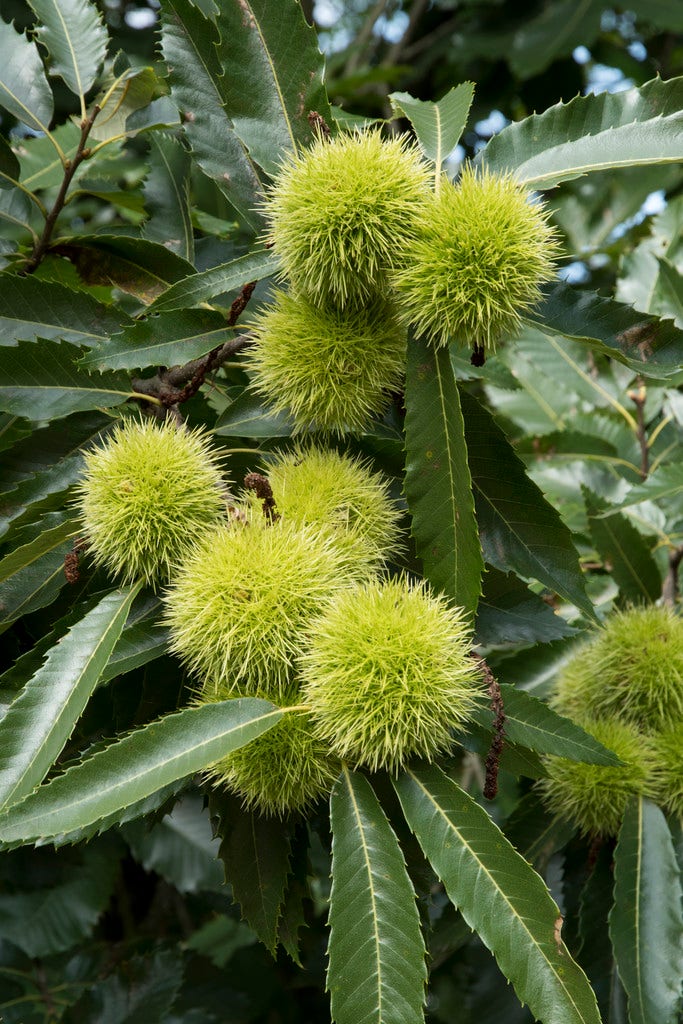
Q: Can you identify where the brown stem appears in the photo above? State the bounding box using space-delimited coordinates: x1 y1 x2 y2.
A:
628 382 649 480
472 654 506 799
662 544 683 607
21 106 101 275
244 472 279 522
131 281 257 412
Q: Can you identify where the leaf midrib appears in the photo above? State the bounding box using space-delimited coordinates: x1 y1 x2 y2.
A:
407 768 593 1023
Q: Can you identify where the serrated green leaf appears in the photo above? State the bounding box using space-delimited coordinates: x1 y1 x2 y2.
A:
53 234 195 303
213 388 296 438
0 513 79 632
142 133 194 262
479 76 683 188
0 340 132 421
475 566 577 648
404 334 483 618
656 257 683 326
329 768 427 1024
65 948 183 1023
28 0 107 100
0 136 20 190
0 19 53 133
390 83 473 173
82 309 240 372
609 798 683 1024
123 793 223 893
584 487 661 604
100 620 169 684
0 699 282 844
0 583 140 813
161 0 263 230
394 764 602 1024
147 249 280 312
473 684 620 764
0 186 36 238
617 199 683 316
213 0 333 177
0 452 82 540
578 843 621 1021
0 276 131 348
607 463 683 511
89 66 161 143
213 791 293 954
530 282 683 377
460 389 596 620
185 914 257 968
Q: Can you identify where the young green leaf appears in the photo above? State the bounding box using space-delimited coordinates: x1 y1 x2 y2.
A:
473 683 621 764
0 699 282 844
161 0 263 230
389 84 474 172
583 487 661 605
394 764 602 1024
479 76 683 188
328 768 427 1024
404 333 483 618
0 584 141 813
28 0 107 103
214 0 333 176
609 798 683 1024
460 389 596 621
0 340 132 421
147 249 280 313
142 133 194 263
0 19 53 133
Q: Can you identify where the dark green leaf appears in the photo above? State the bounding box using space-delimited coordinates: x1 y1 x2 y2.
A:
0 698 282 843
0 19 53 133
213 388 296 438
213 792 293 954
491 634 584 699
329 768 427 1024
530 282 683 377
475 566 577 648
161 0 263 229
394 764 602 1024
0 513 79 632
389 84 474 170
656 257 683 325
213 0 333 177
63 948 183 1024
185 915 257 968
460 389 596 620
608 463 683 510
609 798 683 1024
584 487 661 604
0 583 141 812
503 791 576 874
0 276 131 348
0 838 121 957
404 334 483 617
28 0 107 99
123 793 224 893
0 340 132 421
82 310 240 372
473 684 620 764
53 235 195 303
479 76 683 188
0 136 20 190
578 844 621 1021
142 133 194 262
147 250 280 313
100 621 169 684
0 452 82 540
0 187 37 238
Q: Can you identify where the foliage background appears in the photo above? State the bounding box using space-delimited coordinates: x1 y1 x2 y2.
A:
0 1 681 1022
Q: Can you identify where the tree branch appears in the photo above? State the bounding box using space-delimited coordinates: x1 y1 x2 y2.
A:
131 281 257 415
21 106 101 275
